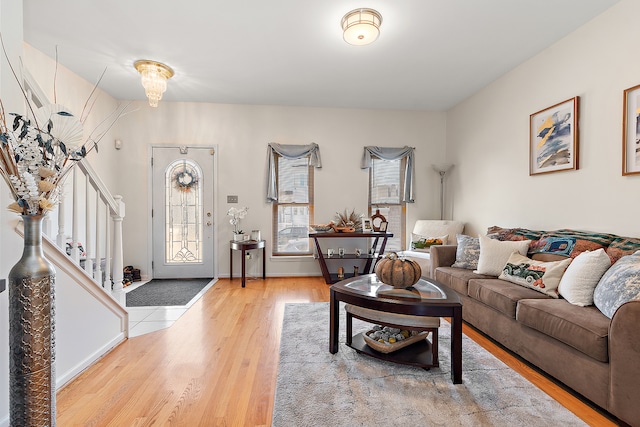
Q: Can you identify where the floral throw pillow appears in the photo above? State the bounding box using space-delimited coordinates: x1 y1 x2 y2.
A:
452 234 480 270
410 233 447 252
594 251 640 319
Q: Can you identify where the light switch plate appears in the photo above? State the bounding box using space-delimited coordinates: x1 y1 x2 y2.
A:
227 195 238 203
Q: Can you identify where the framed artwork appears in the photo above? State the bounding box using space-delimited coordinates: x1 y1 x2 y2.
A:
379 221 388 232
530 97 579 175
362 218 372 231
623 84 640 175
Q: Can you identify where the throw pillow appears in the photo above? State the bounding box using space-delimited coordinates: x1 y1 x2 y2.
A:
499 252 572 298
558 249 611 306
475 234 531 276
410 233 448 252
593 251 640 319
451 234 480 269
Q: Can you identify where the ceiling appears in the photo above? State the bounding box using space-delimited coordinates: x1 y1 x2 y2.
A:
23 0 619 111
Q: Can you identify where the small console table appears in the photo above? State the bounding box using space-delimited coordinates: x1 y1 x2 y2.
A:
230 240 266 288
309 231 393 284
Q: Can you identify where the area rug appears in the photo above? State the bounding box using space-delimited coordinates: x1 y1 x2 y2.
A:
125 278 213 307
272 302 586 427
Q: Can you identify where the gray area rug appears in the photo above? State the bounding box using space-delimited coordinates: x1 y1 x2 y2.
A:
125 278 213 307
272 302 586 427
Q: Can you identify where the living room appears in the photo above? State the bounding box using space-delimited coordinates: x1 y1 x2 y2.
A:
1 0 638 425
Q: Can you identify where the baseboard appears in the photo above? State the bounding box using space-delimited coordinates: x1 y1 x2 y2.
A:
56 333 127 389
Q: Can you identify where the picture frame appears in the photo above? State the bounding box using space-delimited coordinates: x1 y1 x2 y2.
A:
362 218 372 231
379 221 388 232
623 84 640 175
529 96 579 176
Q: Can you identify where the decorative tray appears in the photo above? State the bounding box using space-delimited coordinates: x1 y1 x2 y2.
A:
363 328 429 354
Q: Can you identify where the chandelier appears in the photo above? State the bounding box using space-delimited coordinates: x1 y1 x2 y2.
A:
133 60 174 107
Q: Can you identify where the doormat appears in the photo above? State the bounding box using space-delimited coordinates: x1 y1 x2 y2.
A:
125 278 213 307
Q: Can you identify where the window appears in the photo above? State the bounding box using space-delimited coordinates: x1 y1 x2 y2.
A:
273 155 314 255
369 157 405 252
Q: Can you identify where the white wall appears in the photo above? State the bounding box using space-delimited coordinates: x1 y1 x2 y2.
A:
446 0 640 239
115 103 446 278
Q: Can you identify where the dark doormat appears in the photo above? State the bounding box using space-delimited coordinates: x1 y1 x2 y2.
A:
126 278 213 307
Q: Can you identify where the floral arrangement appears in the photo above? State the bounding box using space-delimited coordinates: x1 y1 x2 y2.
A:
0 52 127 216
227 206 248 234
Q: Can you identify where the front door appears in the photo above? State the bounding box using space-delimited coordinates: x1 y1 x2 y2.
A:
151 146 215 278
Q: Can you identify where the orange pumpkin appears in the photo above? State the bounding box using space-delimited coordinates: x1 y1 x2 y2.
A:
375 252 422 288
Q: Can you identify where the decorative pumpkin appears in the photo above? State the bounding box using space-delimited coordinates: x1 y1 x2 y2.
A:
375 252 422 289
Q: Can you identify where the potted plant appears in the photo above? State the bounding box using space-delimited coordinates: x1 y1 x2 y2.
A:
227 206 248 241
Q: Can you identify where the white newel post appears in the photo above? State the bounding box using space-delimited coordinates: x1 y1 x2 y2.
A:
103 202 112 289
111 195 125 291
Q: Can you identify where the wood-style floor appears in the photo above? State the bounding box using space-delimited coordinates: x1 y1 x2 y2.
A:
56 277 617 426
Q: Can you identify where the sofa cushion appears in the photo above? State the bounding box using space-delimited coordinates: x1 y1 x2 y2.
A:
397 250 431 278
516 299 610 362
434 267 494 296
467 278 550 318
451 234 480 269
475 234 530 276
498 252 571 298
558 248 611 306
594 251 640 318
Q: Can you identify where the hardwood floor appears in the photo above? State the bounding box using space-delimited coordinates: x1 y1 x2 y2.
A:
57 277 617 426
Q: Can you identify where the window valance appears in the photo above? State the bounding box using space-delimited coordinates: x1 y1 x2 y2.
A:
266 143 322 202
361 146 415 203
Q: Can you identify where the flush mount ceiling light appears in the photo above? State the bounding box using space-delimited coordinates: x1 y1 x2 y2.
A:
341 8 382 46
133 60 174 107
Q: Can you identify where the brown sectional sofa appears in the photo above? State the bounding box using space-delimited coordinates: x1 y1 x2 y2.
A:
430 230 640 427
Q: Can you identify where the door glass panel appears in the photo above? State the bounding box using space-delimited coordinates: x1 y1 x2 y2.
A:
165 159 203 263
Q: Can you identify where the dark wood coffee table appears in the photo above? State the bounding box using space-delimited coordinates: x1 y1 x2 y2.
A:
329 274 463 384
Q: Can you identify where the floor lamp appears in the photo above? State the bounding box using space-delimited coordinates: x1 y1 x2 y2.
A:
432 164 453 220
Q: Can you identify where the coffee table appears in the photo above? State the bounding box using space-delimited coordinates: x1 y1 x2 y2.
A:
329 274 463 384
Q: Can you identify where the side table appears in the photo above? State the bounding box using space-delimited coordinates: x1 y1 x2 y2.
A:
230 240 266 288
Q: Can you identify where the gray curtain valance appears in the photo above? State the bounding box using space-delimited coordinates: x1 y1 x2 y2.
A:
361 146 415 203
267 143 322 202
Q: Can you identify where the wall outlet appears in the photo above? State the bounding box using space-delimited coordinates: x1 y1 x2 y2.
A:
227 195 238 203
245 252 252 260
0 278 5 293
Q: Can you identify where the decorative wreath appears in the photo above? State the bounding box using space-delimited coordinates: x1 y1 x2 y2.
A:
174 168 198 192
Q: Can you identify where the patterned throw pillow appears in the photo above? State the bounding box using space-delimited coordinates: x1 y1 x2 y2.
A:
499 252 572 298
594 251 640 318
410 233 447 253
475 234 531 276
451 234 480 269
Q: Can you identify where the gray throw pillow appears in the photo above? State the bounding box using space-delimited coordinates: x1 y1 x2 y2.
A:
593 250 640 318
452 234 480 270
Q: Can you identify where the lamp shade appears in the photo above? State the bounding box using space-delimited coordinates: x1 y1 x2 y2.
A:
341 8 382 46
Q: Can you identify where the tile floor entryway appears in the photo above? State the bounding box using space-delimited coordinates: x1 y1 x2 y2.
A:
124 279 217 337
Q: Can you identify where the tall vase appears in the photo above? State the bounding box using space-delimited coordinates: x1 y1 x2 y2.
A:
9 214 56 427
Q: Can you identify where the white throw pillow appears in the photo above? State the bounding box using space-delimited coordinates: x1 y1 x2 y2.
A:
558 249 611 306
499 252 572 298
475 234 531 276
